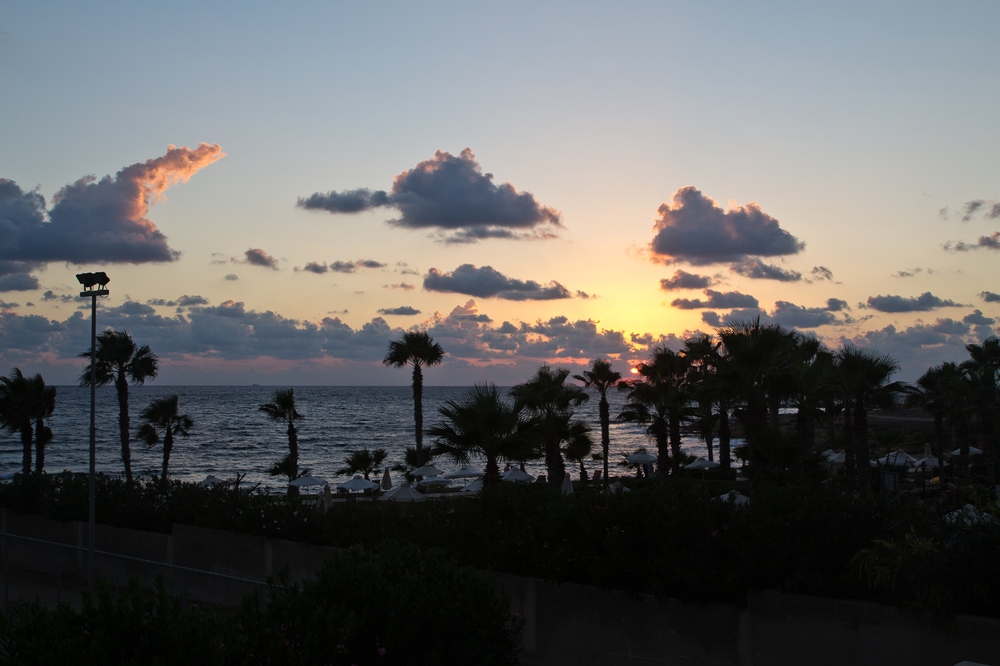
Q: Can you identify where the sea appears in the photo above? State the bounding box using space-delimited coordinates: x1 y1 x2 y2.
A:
0 385 723 490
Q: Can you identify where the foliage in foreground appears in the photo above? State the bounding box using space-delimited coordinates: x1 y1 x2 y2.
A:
0 542 522 666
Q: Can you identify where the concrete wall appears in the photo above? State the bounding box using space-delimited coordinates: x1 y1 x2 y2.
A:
2 511 999 666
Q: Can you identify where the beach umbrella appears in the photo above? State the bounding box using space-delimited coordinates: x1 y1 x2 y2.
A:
461 478 483 494
820 449 836 459
381 483 426 503
878 450 917 466
338 476 379 492
913 456 940 469
560 475 574 495
289 475 328 488
411 464 444 478
501 468 534 483
445 467 483 479
827 452 845 464
717 490 750 506
198 475 225 487
380 468 392 491
685 458 720 470
415 476 452 488
626 452 657 464
951 447 984 457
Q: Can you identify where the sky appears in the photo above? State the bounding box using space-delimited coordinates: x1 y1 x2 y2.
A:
1 2 998 386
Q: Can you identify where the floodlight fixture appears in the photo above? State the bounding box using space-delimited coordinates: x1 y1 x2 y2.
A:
77 272 110 295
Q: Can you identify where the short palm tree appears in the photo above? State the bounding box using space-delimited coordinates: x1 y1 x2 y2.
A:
0 368 34 475
561 420 595 482
383 331 445 451
391 445 436 482
574 359 622 488
337 447 388 480
137 395 192 488
29 373 56 474
511 365 589 486
428 383 538 486
259 388 304 494
79 330 158 484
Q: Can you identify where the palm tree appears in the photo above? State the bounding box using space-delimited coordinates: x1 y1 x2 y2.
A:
911 362 966 475
28 373 56 474
574 359 622 488
836 344 907 488
683 336 722 463
79 330 158 484
961 337 1000 461
259 388 304 495
137 395 193 488
337 447 388 480
511 365 589 486
428 383 537 485
383 331 445 451
561 420 595 482
391 445 436 483
0 368 34 475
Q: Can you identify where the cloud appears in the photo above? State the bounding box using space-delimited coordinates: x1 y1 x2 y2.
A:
671 289 759 310
224 273 239 281
865 292 963 313
944 232 1000 252
659 269 713 291
981 291 1000 303
575 290 597 299
963 310 995 326
0 144 223 279
730 258 802 282
298 261 328 274
329 259 386 273
649 186 804 265
423 264 572 300
768 300 848 328
0 273 40 292
825 298 849 312
377 306 421 316
811 266 834 281
960 200 1000 222
298 148 561 243
243 248 279 269
384 282 415 290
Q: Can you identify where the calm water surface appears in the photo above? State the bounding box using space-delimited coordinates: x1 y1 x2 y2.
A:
0 385 724 490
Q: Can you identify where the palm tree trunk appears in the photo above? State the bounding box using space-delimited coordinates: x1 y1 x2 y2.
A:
19 422 32 476
669 413 682 476
115 373 134 484
161 429 173 489
287 420 299 497
654 422 669 481
484 456 501 486
599 395 610 488
719 404 731 472
34 416 48 474
544 417 566 486
412 362 424 451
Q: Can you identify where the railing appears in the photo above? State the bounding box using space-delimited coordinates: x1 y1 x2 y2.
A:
1 532 270 612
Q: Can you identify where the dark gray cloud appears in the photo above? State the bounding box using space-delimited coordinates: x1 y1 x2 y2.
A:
42 290 75 303
700 308 765 328
0 145 223 280
731 258 802 282
575 290 597 299
671 289 759 310
865 292 963 313
330 259 386 274
224 273 239 281
659 269 713 291
960 200 1000 222
825 298 849 312
811 266 834 281
377 306 421 316
963 310 995 326
299 261 328 274
945 232 1000 252
893 268 928 278
384 282 415 290
244 248 279 269
649 186 804 265
148 294 209 308
768 300 847 328
423 264 572 300
981 291 1000 303
0 300 19 309
297 149 561 243
0 273 40 292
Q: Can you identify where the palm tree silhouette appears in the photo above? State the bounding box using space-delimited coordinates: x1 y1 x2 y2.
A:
259 389 304 495
337 447 388 480
0 368 35 475
79 330 158 484
428 383 537 486
28 373 56 474
512 365 589 486
574 359 622 488
383 331 444 451
137 395 192 488
961 336 1000 461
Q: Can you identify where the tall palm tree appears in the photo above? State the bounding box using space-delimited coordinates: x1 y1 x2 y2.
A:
911 362 966 474
511 365 589 486
683 335 722 463
961 336 1000 461
836 344 907 488
428 383 537 485
79 330 159 484
28 373 56 474
137 395 192 488
0 368 34 475
383 331 445 451
259 388 304 495
574 359 622 488
337 447 389 480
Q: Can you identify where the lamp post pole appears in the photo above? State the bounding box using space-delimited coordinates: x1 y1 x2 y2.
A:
78 273 109 592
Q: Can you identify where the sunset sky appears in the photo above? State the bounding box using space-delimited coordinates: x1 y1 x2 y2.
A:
1 2 998 385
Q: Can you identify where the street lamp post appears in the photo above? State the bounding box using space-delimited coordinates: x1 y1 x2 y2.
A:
77 272 109 591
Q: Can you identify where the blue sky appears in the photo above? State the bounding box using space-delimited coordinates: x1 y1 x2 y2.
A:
1 2 998 384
